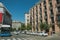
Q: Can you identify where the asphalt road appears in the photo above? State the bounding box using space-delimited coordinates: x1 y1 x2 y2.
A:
0 33 60 40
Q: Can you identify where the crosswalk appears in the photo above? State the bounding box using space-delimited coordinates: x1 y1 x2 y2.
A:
1 38 32 40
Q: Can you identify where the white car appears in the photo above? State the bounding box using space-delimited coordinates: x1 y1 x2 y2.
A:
21 31 26 34
13 31 18 35
38 32 48 36
13 31 20 35
31 32 34 34
21 31 25 34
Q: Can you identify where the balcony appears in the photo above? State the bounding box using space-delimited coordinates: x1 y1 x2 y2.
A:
50 22 54 25
44 6 47 11
56 12 60 15
56 3 60 7
57 7 60 13
44 16 47 19
56 15 60 24
50 14 54 17
56 0 60 4
43 0 46 5
40 12 42 15
40 20 42 23
49 0 52 3
49 6 53 10
56 0 60 6
56 22 60 26
56 18 60 24
40 17 42 20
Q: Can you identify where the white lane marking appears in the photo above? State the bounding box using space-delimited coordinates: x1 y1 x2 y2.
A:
22 38 27 40
7 39 11 40
1 39 5 40
17 38 21 40
12 38 16 40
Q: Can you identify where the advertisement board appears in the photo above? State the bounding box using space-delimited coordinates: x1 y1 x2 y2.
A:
0 8 4 23
0 13 2 23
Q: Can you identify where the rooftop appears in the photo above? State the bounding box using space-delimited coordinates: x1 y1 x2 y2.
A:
0 2 4 7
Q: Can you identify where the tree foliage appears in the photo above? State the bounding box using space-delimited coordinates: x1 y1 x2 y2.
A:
21 24 26 31
40 22 50 32
26 24 32 30
18 27 21 30
12 28 16 31
40 23 44 31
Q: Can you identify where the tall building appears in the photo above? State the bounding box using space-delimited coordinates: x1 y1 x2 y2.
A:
25 0 60 33
25 13 30 27
0 2 12 28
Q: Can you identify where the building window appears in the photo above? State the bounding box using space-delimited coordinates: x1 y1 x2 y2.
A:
44 0 46 5
50 9 54 15
57 16 60 22
36 6 38 16
45 19 48 24
45 11 47 16
33 8 34 15
27 19 29 22
44 5 47 10
52 25 55 34
40 20 42 23
40 12 42 15
27 16 29 17
40 15 42 18
49 0 52 2
40 8 42 12
56 0 60 4
40 3 41 6
57 6 60 12
51 17 54 23
50 3 52 7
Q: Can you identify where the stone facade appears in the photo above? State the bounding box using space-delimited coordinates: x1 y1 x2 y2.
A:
0 2 12 28
26 0 60 33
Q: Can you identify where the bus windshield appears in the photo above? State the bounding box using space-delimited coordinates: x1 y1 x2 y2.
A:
1 27 10 33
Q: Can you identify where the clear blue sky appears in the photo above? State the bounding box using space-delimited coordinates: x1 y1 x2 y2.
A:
0 0 39 22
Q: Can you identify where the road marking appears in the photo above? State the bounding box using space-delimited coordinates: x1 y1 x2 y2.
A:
17 38 21 40
0 37 32 40
12 38 16 40
22 38 27 40
7 39 11 40
1 39 5 40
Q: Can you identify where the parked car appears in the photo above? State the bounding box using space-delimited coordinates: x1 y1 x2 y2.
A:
38 31 48 36
13 31 20 35
21 31 26 34
30 32 38 35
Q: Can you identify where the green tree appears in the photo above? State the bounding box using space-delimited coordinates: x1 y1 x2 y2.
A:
40 23 44 31
26 24 32 31
12 28 16 31
18 27 21 31
21 24 26 31
40 22 50 32
44 23 50 32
